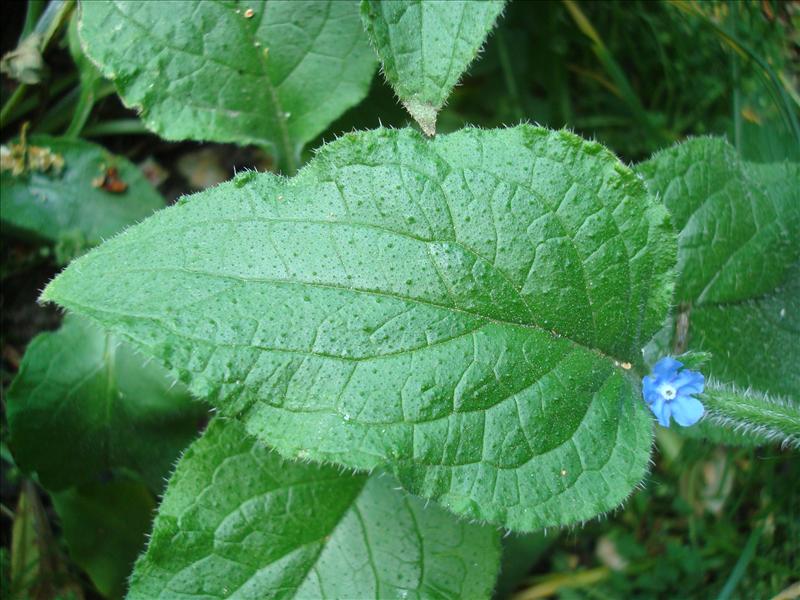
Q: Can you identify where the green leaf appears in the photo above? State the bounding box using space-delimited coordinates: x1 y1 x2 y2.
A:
51 480 155 599
42 126 676 531
129 418 501 599
637 138 799 306
361 0 505 135
638 140 799 395
78 0 377 174
7 315 205 492
10 481 82 600
0 135 164 263
68 12 100 85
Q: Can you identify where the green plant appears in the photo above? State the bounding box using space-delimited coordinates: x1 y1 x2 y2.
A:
2 1 797 598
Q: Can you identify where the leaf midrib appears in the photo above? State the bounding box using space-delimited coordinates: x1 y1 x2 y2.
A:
318 140 634 351
62 264 627 366
182 475 421 600
287 478 424 599
153 473 364 599
77 185 635 364
244 0 298 172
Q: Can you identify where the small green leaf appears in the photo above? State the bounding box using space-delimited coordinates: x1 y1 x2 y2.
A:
0 136 164 263
128 418 501 600
361 0 505 135
78 0 377 173
51 480 155 599
10 483 51 598
10 482 81 600
43 126 675 531
7 315 205 492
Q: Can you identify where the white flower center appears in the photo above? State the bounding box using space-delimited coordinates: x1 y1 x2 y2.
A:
660 384 677 400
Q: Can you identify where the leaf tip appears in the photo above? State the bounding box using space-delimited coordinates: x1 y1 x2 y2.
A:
402 99 438 137
38 269 70 309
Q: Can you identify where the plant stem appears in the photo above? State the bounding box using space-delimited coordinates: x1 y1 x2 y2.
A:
63 82 115 138
34 0 76 47
82 119 150 137
267 143 300 177
0 85 29 128
20 0 47 42
702 381 800 449
2 0 77 129
63 87 96 139
33 87 80 134
1 74 77 129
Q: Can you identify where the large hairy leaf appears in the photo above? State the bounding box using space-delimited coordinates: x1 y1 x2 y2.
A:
361 0 505 135
7 315 205 492
79 0 377 173
638 140 799 399
43 126 676 531
128 418 500 599
0 135 164 263
638 139 798 306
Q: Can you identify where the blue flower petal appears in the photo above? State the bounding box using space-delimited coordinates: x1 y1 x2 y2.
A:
658 405 672 428
674 370 705 395
649 396 672 427
653 357 683 380
649 396 663 415
642 375 660 404
671 395 705 427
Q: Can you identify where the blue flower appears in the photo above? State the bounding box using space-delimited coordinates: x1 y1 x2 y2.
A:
642 357 705 427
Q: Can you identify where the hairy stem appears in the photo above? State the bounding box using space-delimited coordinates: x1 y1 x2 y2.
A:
701 380 800 449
